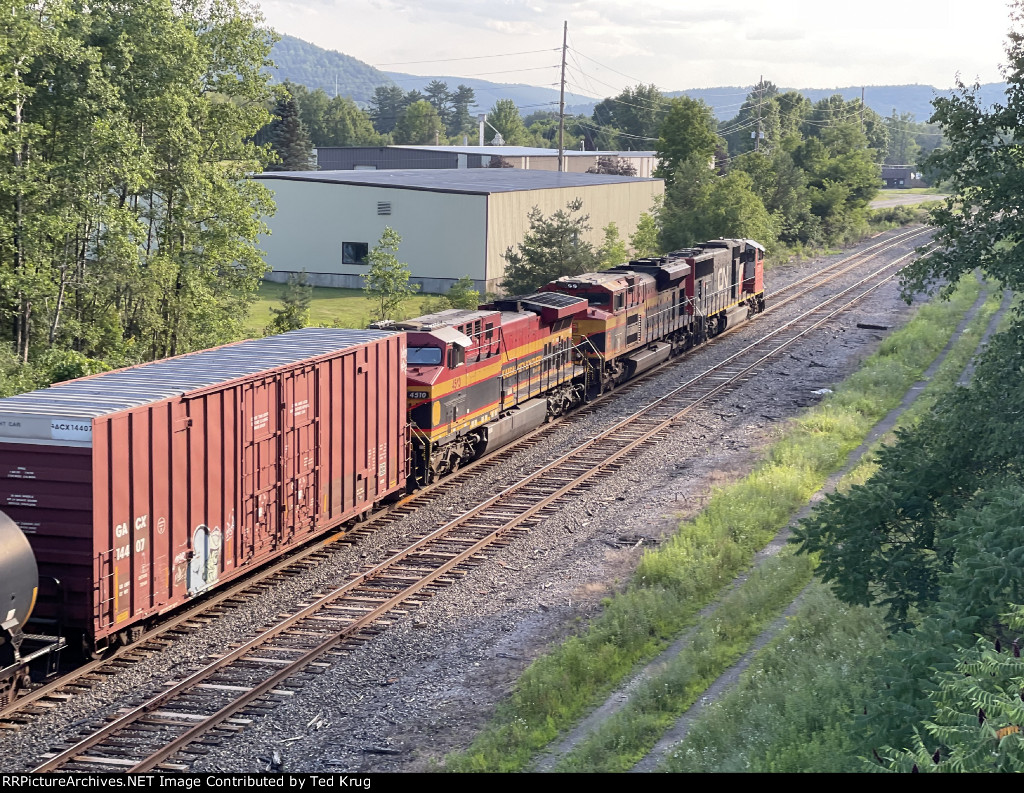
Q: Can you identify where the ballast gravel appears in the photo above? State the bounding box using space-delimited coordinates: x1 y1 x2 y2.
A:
0 229 928 773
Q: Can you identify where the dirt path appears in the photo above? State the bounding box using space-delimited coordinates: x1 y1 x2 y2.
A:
626 286 1013 773
529 280 1008 773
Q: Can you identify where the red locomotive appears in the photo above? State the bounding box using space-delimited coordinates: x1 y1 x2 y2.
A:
0 238 764 702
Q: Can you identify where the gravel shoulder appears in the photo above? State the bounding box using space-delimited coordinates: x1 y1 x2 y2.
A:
0 229 929 774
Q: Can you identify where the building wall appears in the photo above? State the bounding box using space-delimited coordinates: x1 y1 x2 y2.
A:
257 180 488 293
484 180 664 290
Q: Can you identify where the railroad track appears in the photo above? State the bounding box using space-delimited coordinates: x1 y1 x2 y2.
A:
27 237 922 772
2 227 927 737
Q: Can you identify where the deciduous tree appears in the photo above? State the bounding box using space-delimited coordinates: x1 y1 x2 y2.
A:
394 99 443 145
363 227 418 321
655 97 718 184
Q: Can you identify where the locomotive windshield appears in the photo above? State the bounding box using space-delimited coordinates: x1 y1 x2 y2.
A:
407 347 443 365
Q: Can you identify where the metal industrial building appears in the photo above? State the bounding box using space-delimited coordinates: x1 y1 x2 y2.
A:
255 168 664 294
314 146 658 178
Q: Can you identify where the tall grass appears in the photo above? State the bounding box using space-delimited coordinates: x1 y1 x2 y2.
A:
443 276 983 773
656 284 1009 773
555 551 814 772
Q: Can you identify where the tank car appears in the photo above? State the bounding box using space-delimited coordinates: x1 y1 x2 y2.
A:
0 510 64 706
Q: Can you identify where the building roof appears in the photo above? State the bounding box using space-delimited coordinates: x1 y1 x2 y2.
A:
255 168 659 195
386 145 657 158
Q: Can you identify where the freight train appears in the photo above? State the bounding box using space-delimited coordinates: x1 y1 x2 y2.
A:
0 238 764 705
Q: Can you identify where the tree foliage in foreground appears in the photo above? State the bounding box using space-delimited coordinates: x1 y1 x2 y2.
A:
788 5 1024 769
0 0 276 369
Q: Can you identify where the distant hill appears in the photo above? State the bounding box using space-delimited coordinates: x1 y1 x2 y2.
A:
268 34 1008 123
269 34 393 104
673 84 1008 122
384 72 597 117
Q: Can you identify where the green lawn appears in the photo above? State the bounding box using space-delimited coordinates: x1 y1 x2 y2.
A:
243 282 441 337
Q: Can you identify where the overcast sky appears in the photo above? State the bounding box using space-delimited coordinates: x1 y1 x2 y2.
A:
258 0 1012 97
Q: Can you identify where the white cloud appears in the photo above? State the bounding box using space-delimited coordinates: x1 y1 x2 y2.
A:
258 0 1011 92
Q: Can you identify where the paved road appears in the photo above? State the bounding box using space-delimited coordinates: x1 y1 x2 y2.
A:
870 191 948 208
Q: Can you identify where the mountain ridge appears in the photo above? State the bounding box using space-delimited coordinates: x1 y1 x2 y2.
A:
269 34 1007 123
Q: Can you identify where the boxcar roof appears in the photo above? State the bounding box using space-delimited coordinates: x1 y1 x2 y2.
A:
0 328 398 420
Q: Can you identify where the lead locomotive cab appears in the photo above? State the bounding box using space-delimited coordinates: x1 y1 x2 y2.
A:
376 295 589 484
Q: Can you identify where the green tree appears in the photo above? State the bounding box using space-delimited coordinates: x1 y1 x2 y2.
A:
501 198 601 294
629 210 661 258
597 222 629 269
486 99 528 145
719 79 782 157
903 4 1024 296
449 84 476 137
655 97 718 183
266 271 312 334
265 93 315 170
363 227 418 321
446 276 480 310
876 607 1024 773
591 84 665 148
369 84 405 134
394 99 443 145
661 169 776 251
0 0 276 366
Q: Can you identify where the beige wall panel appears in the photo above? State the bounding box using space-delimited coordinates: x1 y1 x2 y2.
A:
485 180 664 290
258 181 488 287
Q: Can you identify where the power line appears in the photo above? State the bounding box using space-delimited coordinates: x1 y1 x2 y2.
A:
376 48 559 67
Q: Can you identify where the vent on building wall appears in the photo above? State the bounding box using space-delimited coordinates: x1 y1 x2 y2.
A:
377 201 392 215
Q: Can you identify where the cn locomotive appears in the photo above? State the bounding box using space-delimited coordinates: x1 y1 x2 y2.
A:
0 238 764 704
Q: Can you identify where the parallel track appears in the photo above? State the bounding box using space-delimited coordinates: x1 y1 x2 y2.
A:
30 238 923 772
2 227 928 739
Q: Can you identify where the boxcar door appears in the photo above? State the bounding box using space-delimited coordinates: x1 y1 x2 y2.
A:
281 364 318 540
241 377 280 558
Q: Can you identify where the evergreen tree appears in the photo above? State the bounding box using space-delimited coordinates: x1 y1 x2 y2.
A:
363 227 418 321
369 85 405 134
450 84 476 137
266 93 315 171
501 199 601 294
266 271 312 334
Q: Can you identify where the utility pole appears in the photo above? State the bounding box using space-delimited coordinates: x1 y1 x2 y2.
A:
557 21 567 173
755 75 763 153
861 86 865 135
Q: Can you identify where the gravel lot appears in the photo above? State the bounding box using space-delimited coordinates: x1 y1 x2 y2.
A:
0 229 928 774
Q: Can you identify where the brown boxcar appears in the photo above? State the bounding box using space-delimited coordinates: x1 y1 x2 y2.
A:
0 329 406 649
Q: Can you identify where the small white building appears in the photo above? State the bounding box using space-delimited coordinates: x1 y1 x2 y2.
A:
255 168 664 294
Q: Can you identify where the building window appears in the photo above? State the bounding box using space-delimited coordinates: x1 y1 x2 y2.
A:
343 242 368 265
